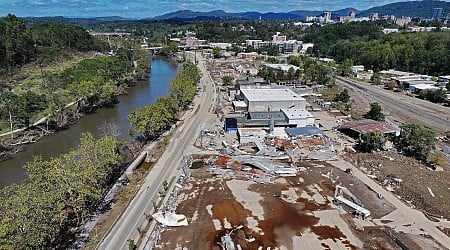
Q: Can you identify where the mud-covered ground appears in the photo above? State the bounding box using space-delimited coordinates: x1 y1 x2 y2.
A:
154 161 427 250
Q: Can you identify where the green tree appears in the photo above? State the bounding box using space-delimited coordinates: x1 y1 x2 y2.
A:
396 124 436 161
213 47 223 58
363 102 385 121
371 73 382 85
221 75 234 86
339 58 353 77
333 88 350 103
170 75 196 110
129 97 178 139
356 130 386 152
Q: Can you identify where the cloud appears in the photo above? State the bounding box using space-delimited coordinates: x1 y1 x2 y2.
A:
0 0 422 18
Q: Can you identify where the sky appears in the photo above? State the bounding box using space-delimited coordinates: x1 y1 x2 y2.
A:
0 0 437 18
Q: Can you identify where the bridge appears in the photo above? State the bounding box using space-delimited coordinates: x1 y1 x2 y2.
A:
146 44 211 54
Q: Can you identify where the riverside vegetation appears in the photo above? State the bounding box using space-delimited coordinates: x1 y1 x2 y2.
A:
0 14 150 160
0 55 201 248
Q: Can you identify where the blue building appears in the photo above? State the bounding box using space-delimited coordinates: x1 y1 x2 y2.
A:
432 8 443 21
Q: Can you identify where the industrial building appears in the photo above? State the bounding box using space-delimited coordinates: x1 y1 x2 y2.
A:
281 108 315 127
240 89 307 112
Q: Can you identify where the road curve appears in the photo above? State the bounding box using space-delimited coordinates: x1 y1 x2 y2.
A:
336 76 450 133
97 53 215 250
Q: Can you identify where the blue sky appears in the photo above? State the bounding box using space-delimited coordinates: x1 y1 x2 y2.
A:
0 0 434 18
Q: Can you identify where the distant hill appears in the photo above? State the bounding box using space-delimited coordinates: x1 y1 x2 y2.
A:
359 1 450 18
153 8 361 21
21 16 129 26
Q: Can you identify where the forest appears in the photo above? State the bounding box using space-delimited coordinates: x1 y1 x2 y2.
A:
302 21 450 76
0 14 150 160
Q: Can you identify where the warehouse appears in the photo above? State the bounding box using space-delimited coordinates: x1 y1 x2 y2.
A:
240 89 307 112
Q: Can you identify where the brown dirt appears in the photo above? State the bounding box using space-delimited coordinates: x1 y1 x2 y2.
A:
348 151 450 218
155 162 403 250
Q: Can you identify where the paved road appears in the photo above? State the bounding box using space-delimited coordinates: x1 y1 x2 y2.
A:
97 53 215 249
336 77 450 133
329 159 450 248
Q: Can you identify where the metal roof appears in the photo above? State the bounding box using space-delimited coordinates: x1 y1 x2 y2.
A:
248 111 285 120
241 89 305 102
337 119 397 134
285 126 322 137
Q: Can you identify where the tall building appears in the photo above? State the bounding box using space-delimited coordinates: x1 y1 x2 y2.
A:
432 8 443 21
323 11 332 21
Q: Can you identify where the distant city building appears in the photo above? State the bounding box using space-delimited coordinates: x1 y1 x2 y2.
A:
396 16 411 26
368 13 379 21
323 11 332 21
272 32 287 42
432 8 443 21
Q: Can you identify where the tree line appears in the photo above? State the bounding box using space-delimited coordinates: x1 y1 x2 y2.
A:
0 133 121 248
258 55 335 85
303 21 450 76
129 59 201 140
0 14 106 76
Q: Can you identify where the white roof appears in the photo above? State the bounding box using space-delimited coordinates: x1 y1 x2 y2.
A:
265 64 299 72
241 89 305 102
233 101 247 108
281 108 314 119
410 84 440 90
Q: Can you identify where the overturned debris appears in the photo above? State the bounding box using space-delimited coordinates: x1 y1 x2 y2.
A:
153 212 188 227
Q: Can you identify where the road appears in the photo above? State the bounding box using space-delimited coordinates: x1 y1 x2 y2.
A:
336 76 450 133
97 53 215 249
329 159 450 248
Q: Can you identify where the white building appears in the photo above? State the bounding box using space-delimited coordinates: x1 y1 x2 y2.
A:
241 89 307 112
281 109 315 127
265 64 300 72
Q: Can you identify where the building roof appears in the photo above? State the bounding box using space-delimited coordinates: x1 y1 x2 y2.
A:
410 84 440 91
285 126 322 137
281 109 314 119
404 80 436 85
248 111 285 120
337 119 397 134
241 89 305 102
233 101 248 108
265 64 299 72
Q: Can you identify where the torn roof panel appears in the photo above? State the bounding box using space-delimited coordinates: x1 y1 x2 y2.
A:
337 119 397 134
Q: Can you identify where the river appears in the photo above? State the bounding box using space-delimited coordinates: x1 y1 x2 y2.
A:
0 57 178 188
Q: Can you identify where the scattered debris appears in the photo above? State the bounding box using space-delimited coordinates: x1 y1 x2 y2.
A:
152 211 188 227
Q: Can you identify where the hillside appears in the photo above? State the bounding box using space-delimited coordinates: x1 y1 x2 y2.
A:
359 1 450 18
153 8 361 21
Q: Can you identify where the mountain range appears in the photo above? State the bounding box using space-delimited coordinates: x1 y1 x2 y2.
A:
152 1 450 21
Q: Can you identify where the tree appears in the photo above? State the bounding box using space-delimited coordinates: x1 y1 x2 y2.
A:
339 58 353 77
333 88 350 103
371 73 382 85
169 75 196 110
221 75 234 86
356 130 386 152
128 97 178 139
213 47 222 58
385 80 398 90
396 123 436 161
363 102 385 121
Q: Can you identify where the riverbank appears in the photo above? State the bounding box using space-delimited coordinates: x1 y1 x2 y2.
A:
0 56 178 187
0 51 151 163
